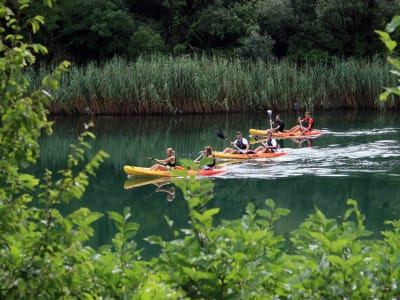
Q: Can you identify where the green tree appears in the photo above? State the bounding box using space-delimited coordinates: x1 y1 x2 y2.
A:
255 0 294 57
126 24 166 59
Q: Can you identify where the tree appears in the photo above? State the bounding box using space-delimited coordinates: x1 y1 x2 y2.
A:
255 0 295 57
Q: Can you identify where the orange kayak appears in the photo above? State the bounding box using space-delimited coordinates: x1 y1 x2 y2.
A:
249 128 322 138
212 151 288 159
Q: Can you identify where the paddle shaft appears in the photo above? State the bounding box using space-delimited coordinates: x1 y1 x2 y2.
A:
294 103 305 133
145 156 157 162
267 110 273 130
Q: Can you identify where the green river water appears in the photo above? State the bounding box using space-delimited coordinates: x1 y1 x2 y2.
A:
39 110 400 258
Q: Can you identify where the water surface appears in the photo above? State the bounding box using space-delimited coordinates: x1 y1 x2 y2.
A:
40 110 400 257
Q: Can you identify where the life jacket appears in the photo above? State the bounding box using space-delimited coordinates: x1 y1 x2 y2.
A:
266 138 276 152
235 138 247 150
207 156 216 168
301 117 313 129
166 155 176 167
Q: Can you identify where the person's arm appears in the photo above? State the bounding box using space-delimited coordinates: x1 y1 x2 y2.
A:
307 118 314 131
156 156 174 165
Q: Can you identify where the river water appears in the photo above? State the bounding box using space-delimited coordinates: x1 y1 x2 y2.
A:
39 110 400 257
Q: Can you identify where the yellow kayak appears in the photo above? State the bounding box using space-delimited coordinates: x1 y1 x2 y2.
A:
212 151 287 159
123 165 227 177
249 128 322 138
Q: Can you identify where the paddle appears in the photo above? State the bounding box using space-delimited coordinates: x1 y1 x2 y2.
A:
215 129 229 142
194 151 204 162
145 156 157 162
294 101 304 133
267 109 273 130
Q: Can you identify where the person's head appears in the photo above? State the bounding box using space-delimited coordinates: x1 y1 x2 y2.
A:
204 145 213 155
235 131 242 138
266 130 273 138
166 148 174 156
305 111 310 117
275 114 281 120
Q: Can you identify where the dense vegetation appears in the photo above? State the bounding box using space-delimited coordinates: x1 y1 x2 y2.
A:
21 0 400 114
30 55 398 114
26 0 400 63
2 1 400 298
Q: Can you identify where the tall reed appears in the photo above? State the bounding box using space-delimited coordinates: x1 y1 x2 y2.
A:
29 55 397 114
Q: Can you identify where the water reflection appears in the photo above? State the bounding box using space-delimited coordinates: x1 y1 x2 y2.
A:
124 177 176 202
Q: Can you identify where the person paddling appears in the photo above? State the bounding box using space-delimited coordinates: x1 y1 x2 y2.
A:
222 131 250 154
150 148 176 171
195 145 216 170
272 114 285 133
254 130 278 153
286 111 314 133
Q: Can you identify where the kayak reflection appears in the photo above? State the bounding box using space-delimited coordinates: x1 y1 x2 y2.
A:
124 177 172 189
124 177 176 202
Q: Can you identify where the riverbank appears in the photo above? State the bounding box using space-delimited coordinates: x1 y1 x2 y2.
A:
30 55 398 115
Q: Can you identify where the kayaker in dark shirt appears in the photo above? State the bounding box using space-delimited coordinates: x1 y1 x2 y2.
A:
195 145 216 170
272 114 285 132
150 148 176 171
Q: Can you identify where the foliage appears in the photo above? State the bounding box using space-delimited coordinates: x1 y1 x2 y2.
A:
376 15 400 101
3 2 400 299
18 0 400 61
28 55 398 114
126 24 166 59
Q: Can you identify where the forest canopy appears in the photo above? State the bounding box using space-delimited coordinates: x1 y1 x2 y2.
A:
27 0 400 63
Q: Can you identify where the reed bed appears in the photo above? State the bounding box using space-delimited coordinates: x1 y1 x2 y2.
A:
29 55 397 114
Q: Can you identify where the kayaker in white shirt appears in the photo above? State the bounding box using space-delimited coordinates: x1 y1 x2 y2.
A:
254 130 278 153
222 131 250 154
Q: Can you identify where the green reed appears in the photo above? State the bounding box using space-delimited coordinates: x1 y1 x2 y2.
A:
30 55 397 114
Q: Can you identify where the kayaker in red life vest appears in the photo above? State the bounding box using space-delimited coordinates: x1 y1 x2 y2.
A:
195 146 216 170
150 148 176 171
222 131 250 154
286 111 314 133
254 130 278 153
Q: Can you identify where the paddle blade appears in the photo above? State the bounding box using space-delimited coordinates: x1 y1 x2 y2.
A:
294 101 300 113
267 110 272 119
214 129 226 140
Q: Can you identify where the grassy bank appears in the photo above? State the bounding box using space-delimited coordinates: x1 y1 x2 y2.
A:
30 56 397 114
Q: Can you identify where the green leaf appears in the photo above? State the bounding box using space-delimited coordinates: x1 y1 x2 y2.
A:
10 245 21 262
107 211 124 225
330 239 348 253
326 255 346 269
386 16 400 33
145 235 164 246
83 211 103 225
309 232 330 248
